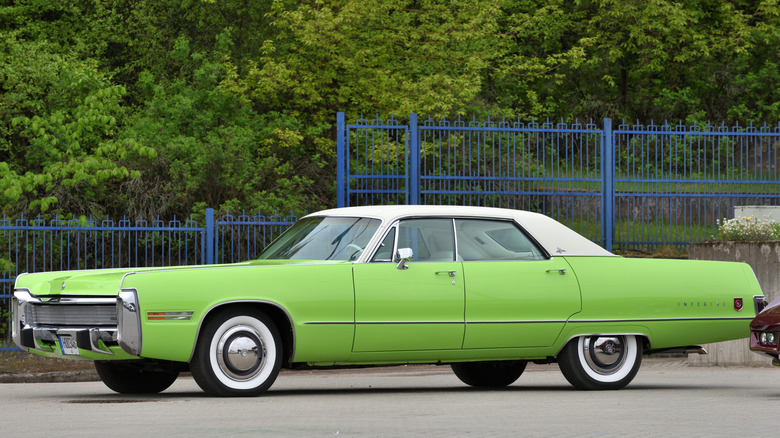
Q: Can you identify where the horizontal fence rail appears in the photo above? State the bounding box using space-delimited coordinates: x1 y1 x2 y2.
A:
0 209 296 352
337 113 780 253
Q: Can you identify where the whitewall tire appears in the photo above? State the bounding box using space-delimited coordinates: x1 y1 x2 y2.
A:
190 309 282 397
558 335 643 390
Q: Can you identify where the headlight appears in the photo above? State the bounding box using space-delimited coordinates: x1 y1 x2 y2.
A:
760 332 779 346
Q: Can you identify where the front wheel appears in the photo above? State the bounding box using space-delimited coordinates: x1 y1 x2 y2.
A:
94 361 179 394
557 335 643 390
451 360 527 387
190 309 282 397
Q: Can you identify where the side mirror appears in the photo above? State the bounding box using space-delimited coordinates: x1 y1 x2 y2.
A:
395 248 414 270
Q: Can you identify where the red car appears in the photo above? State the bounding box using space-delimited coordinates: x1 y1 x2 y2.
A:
750 297 779 364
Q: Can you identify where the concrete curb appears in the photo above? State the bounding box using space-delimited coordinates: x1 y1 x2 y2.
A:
0 369 99 384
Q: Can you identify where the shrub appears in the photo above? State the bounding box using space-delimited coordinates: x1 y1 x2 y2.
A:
718 216 780 241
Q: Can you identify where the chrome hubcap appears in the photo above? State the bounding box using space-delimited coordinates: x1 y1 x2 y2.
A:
216 325 267 381
582 336 626 375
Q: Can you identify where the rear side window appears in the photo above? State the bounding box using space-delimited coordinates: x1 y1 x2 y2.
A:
455 219 546 261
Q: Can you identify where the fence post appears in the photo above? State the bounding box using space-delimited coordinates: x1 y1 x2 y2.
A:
337 112 346 207
409 113 419 204
601 118 614 252
205 208 214 264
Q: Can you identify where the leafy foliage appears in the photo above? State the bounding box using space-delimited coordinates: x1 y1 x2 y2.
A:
1 0 779 217
0 34 150 215
490 0 780 121
242 0 503 118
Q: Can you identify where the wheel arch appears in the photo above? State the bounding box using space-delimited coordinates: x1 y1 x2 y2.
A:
190 300 295 366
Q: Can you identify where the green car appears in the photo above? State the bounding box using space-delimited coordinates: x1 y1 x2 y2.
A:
11 206 764 396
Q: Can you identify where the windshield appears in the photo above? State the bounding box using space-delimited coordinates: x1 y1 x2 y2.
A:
258 216 381 261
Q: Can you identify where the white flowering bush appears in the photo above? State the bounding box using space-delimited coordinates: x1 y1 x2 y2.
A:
718 216 780 241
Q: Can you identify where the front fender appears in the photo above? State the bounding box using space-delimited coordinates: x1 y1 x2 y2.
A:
121 263 355 363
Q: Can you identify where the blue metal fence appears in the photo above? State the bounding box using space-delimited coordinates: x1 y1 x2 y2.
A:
4 113 780 352
337 113 780 252
212 209 300 264
0 208 296 351
612 121 780 250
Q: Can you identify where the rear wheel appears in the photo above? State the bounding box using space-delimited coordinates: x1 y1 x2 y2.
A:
451 360 527 387
190 309 282 397
557 335 643 390
94 361 179 394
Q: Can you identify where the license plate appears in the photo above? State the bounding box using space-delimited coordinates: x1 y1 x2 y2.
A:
59 335 80 356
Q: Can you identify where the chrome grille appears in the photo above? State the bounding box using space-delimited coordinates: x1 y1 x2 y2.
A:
27 304 117 327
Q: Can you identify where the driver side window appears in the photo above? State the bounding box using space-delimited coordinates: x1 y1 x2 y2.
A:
371 219 456 262
397 218 455 262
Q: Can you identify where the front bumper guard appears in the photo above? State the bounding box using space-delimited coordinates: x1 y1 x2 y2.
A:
11 288 142 357
17 326 118 355
117 289 142 356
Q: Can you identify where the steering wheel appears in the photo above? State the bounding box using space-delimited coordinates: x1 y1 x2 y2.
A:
345 244 364 260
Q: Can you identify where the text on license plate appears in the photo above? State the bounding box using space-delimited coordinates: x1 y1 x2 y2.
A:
59 335 80 356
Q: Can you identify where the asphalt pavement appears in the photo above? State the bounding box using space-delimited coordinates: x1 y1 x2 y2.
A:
1 358 779 437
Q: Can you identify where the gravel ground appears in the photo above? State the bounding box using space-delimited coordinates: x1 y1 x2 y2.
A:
0 352 97 383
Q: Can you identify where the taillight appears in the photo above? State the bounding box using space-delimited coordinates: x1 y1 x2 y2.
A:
755 296 768 314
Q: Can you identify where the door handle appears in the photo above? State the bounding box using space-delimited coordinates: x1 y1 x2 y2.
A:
546 269 566 275
435 271 457 277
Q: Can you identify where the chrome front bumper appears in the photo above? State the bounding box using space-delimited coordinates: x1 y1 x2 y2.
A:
11 289 142 357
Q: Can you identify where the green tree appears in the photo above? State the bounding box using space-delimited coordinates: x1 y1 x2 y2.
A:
119 36 326 218
2 0 780 218
0 34 152 216
491 0 768 122
242 0 504 120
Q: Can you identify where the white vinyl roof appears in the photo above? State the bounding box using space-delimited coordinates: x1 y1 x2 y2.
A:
307 205 614 257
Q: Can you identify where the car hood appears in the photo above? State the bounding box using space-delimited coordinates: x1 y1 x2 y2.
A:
14 259 347 297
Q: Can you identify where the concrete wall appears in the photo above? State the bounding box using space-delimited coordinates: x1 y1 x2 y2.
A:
734 206 780 222
687 241 780 366
688 242 780 301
